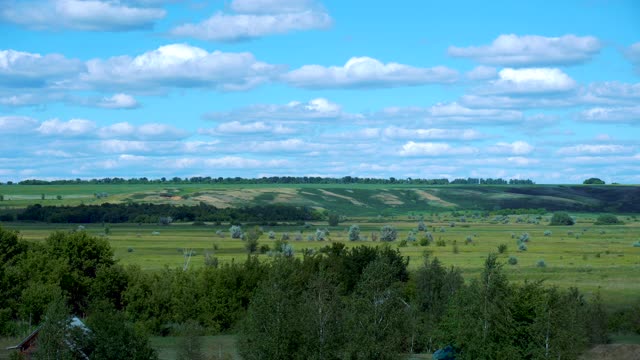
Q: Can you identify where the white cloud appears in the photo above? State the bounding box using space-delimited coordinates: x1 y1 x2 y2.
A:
557 144 634 156
247 139 311 152
488 141 534 155
170 11 331 42
449 34 602 66
479 68 576 94
0 116 39 134
96 93 139 109
230 0 316 14
204 98 349 122
578 106 640 124
211 121 271 134
625 42 640 73
99 139 150 153
399 141 477 156
81 44 282 91
466 65 497 80
0 49 84 88
37 118 96 136
282 57 458 89
424 102 523 124
383 127 485 140
203 156 291 169
98 122 188 140
0 0 165 31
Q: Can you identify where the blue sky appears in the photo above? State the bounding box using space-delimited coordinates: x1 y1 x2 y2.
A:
0 0 639 183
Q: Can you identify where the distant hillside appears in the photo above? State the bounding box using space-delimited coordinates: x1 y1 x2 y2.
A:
1 184 638 215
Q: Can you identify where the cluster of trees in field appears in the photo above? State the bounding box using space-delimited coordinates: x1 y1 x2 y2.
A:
7 176 535 186
2 227 637 359
8 203 321 224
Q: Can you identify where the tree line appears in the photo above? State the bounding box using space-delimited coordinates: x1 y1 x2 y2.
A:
8 203 321 224
7 176 534 186
2 226 636 359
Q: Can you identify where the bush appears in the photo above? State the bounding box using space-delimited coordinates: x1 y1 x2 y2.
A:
281 232 290 241
406 231 417 242
536 259 547 268
380 225 397 242
328 213 340 226
594 214 623 225
519 233 530 242
508 256 518 265
127 247 134 253
518 243 528 251
633 241 640 247
419 237 430 246
204 253 219 268
348 224 360 241
465 235 473 244
544 230 552 237
497 244 507 254
398 239 408 247
417 220 427 232
229 225 243 239
315 229 327 241
268 231 276 239
550 212 574 226
436 239 446 247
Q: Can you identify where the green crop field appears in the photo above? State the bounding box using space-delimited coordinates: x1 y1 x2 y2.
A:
3 211 639 307
1 183 638 214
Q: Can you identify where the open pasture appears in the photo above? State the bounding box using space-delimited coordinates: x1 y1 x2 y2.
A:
4 212 639 306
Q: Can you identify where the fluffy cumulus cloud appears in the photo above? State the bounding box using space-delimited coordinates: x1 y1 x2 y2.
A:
0 0 166 31
478 68 577 95
449 34 602 66
557 144 635 156
424 102 523 124
37 118 97 136
81 44 282 91
204 98 349 122
578 106 640 124
282 57 458 89
488 141 534 155
170 0 331 41
96 93 139 109
0 116 39 134
399 142 477 156
0 49 84 88
466 65 498 80
626 42 640 73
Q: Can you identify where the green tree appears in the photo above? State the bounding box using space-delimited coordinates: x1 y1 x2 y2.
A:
85 301 158 360
380 225 397 242
549 212 574 226
583 178 605 185
177 320 204 360
343 259 408 359
348 224 360 241
594 214 622 225
33 296 74 360
328 213 339 227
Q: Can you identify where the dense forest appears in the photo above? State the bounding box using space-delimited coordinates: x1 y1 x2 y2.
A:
8 203 321 224
8 176 535 186
2 226 638 359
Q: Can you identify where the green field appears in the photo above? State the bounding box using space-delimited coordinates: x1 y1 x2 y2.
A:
3 211 639 306
1 183 638 214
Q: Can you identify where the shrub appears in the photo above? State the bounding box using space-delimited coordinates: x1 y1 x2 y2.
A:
328 213 340 226
519 233 530 242
536 259 547 268
229 225 242 239
436 239 446 247
281 232 290 241
127 247 134 253
452 242 459 254
204 253 219 268
633 241 640 247
417 220 427 232
419 237 430 246
315 229 327 241
380 225 397 242
544 230 552 237
465 235 473 244
595 214 623 225
508 256 518 265
550 212 574 226
268 231 276 239
398 239 408 247
406 231 417 242
294 232 303 241
518 243 528 251
348 224 360 241
259 244 270 254
497 244 507 254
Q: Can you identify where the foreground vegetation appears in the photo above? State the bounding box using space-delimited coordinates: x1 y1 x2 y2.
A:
3 225 637 359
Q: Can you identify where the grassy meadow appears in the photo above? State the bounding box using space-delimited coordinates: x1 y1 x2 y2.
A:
3 211 639 306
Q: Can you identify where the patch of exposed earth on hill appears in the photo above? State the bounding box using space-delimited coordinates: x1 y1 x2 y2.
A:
413 189 456 207
372 191 404 206
318 189 367 206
